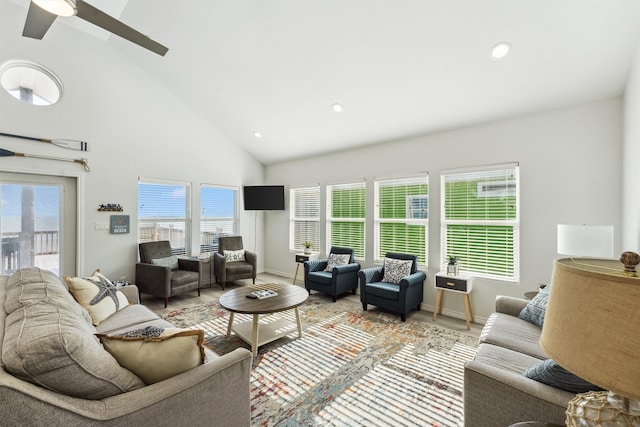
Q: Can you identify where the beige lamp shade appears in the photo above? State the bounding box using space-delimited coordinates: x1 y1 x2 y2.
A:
540 258 640 401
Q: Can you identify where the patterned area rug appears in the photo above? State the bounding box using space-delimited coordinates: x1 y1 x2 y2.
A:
163 291 478 427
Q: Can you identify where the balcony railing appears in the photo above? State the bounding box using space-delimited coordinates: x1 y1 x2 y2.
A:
1 231 59 274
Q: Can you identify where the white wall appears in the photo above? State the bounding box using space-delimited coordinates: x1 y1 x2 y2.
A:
265 98 623 322
0 2 265 280
623 29 640 252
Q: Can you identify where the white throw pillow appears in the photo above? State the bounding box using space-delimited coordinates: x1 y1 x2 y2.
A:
65 270 130 325
224 249 246 263
324 253 351 272
151 255 179 270
382 257 413 284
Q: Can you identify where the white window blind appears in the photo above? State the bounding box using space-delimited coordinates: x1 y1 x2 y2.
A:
289 186 320 252
440 163 519 281
138 179 192 255
200 185 238 254
374 174 428 265
327 181 366 259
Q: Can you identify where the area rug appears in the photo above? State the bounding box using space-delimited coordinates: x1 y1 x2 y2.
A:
163 292 478 427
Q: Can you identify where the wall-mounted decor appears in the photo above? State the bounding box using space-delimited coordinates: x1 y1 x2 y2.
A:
99 204 123 212
110 215 130 234
0 131 89 151
0 147 90 171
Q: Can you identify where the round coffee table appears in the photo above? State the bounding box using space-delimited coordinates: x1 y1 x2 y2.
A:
219 284 309 357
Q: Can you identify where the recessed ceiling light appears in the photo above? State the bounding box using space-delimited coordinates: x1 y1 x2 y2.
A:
253 132 262 138
332 103 343 113
491 42 511 60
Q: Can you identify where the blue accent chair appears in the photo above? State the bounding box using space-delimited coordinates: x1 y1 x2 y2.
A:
359 252 426 322
304 246 360 302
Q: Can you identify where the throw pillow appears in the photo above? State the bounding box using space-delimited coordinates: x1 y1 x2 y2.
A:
524 359 603 394
96 326 206 385
382 257 413 284
517 284 551 327
224 249 246 263
324 253 351 272
151 255 179 270
65 270 130 325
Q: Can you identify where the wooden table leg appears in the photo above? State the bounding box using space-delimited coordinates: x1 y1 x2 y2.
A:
293 263 301 285
463 293 473 330
226 312 235 336
251 314 260 357
295 307 303 338
433 289 443 321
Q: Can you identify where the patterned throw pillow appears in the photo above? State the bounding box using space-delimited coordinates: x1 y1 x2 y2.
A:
518 284 551 327
324 253 351 272
524 359 603 393
382 257 413 284
65 270 130 325
96 326 205 385
151 255 179 270
224 249 246 263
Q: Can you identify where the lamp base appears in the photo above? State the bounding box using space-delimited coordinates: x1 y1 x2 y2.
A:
566 391 640 427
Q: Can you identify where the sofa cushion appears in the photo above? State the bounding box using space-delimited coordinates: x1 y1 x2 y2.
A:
517 285 550 327
97 326 205 385
95 303 165 335
151 255 179 270
324 253 350 272
474 343 545 375
382 257 412 284
3 268 144 399
480 313 549 360
524 359 604 394
65 270 130 325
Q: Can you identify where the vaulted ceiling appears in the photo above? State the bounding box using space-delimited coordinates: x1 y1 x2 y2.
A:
9 0 640 164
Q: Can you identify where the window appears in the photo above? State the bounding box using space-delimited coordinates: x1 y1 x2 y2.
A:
138 179 192 255
375 175 428 265
200 185 238 254
289 186 320 252
441 163 519 281
326 181 366 259
0 60 63 106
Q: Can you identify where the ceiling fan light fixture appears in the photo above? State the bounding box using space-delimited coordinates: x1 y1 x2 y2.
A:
33 0 77 17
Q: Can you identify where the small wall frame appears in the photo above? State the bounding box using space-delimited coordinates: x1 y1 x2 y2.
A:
110 215 130 234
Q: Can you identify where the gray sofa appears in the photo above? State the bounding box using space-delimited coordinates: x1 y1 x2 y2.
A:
0 268 252 426
463 295 574 426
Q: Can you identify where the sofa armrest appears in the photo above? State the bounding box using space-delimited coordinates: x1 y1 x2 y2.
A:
495 295 529 316
0 348 253 426
464 359 572 427
305 259 328 273
358 267 383 285
332 262 360 275
399 271 426 288
118 285 140 305
135 263 170 295
244 250 257 268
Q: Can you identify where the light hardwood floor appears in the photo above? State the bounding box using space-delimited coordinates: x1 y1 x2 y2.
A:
145 272 482 338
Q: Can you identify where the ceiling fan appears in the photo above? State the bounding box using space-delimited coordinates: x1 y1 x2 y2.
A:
22 0 169 56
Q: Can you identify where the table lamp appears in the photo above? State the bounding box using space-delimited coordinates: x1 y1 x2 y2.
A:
540 254 640 426
557 224 614 258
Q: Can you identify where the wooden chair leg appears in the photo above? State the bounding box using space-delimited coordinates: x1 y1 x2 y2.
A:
401 314 406 322
197 288 201 296
221 282 226 290
164 297 168 308
332 296 337 302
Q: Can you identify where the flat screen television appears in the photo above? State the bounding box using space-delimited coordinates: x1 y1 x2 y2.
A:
243 185 285 210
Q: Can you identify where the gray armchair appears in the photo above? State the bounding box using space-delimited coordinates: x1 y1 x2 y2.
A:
304 246 360 302
213 236 257 290
135 241 201 308
359 252 426 322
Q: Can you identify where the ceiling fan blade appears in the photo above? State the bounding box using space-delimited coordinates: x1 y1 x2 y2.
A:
22 1 57 39
75 0 168 56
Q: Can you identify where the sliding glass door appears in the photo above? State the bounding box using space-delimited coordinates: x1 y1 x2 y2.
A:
0 172 77 276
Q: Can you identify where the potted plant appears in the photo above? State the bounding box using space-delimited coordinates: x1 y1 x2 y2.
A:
446 255 459 275
303 241 313 255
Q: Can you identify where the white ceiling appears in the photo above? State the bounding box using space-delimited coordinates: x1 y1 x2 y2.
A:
14 0 640 164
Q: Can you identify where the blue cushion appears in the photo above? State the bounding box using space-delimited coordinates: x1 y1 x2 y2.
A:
365 281 400 301
524 359 603 394
518 285 550 327
309 271 332 285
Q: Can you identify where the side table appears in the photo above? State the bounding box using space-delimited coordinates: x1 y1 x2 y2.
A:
293 253 315 286
434 272 474 329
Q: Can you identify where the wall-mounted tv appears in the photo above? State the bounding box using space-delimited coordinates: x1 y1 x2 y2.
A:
243 185 285 210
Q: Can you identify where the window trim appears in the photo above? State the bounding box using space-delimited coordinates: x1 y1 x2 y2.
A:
137 177 192 256
374 174 429 266
440 163 519 282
